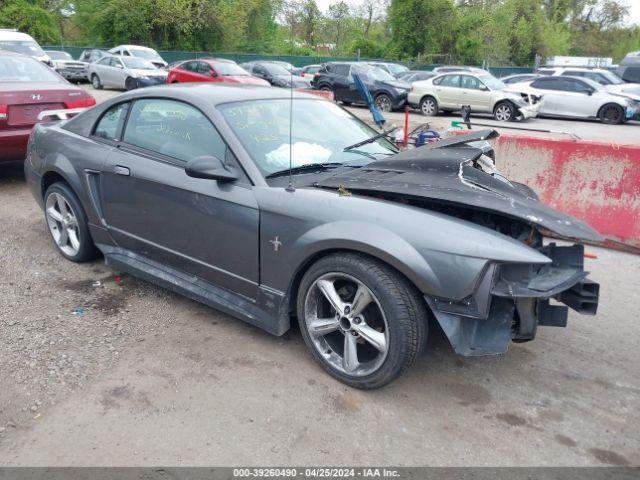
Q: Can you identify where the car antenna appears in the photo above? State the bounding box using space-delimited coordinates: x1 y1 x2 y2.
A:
285 5 295 193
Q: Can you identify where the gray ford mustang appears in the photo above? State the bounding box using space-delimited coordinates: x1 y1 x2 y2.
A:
24 84 602 389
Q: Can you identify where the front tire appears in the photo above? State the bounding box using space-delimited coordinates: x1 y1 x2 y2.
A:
599 103 624 124
297 253 427 389
44 182 99 263
494 101 515 122
419 96 438 116
125 77 138 91
374 93 392 112
91 74 103 90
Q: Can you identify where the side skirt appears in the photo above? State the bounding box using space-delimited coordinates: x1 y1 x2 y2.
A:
99 245 290 336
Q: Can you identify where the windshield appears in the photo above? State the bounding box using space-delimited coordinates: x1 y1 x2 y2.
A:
0 55 61 82
580 77 604 91
387 64 409 74
355 66 395 81
47 51 72 60
121 57 157 70
220 99 397 176
0 40 45 57
213 62 249 76
129 48 162 61
479 74 506 90
598 70 624 85
263 63 291 76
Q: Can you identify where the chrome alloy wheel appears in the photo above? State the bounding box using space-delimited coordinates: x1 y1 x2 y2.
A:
421 98 437 115
304 272 389 377
494 104 513 121
45 192 81 257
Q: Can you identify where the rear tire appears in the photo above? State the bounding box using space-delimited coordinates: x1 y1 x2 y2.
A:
297 253 427 389
419 96 438 116
91 74 103 90
44 182 100 263
599 103 624 124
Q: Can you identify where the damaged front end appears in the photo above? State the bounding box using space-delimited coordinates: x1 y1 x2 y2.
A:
315 129 603 356
425 243 599 356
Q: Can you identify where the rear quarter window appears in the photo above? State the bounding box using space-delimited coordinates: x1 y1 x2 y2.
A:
93 103 129 141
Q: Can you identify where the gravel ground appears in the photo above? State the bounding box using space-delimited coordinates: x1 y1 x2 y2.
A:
0 86 639 466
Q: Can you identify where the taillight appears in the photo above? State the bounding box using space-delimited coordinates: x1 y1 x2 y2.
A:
65 96 96 109
0 104 7 120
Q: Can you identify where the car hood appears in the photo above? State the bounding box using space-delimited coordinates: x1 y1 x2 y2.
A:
314 134 602 243
605 83 640 96
131 68 167 77
377 79 410 90
224 75 270 85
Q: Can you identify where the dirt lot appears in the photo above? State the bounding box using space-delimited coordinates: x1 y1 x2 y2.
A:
0 86 639 466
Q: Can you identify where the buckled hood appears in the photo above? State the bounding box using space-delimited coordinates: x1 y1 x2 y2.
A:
315 132 603 243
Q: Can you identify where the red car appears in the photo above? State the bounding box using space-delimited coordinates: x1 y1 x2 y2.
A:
167 58 270 86
1 51 95 163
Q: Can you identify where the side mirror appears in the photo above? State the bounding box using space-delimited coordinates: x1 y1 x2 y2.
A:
479 84 489 91
185 156 238 182
209 70 218 77
586 89 594 96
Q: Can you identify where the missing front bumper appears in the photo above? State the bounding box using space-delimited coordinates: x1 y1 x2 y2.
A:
426 243 600 356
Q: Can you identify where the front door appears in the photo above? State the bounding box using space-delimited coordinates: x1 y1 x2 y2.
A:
97 98 260 299
459 75 492 112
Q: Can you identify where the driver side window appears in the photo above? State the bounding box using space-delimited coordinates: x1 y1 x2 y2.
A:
123 99 227 163
461 75 480 90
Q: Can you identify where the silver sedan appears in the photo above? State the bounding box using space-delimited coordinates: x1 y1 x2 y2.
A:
88 55 167 90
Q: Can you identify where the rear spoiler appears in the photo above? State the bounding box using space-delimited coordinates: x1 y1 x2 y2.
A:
37 108 86 122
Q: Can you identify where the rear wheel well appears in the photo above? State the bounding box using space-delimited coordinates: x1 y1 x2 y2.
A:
41 171 68 199
287 248 430 318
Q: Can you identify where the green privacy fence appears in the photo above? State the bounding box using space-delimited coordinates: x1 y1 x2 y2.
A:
43 46 534 77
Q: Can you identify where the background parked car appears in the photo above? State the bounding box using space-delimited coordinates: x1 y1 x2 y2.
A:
45 50 88 83
0 51 95 163
88 55 167 90
300 64 321 78
78 48 108 65
539 66 640 97
266 60 302 76
408 72 540 121
397 70 437 83
617 52 640 83
240 61 310 88
167 58 269 85
0 29 51 66
508 76 637 124
501 73 540 85
366 62 409 78
432 65 488 74
312 62 410 112
108 45 168 69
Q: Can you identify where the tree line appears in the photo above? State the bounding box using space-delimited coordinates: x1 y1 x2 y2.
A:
1 0 639 65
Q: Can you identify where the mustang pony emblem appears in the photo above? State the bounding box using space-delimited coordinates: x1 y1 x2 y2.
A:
269 236 282 252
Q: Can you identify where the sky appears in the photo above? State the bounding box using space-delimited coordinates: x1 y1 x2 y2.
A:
315 0 640 25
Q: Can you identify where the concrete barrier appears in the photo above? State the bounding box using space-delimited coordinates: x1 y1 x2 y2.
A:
493 135 640 251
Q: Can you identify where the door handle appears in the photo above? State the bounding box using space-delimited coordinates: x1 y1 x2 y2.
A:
113 165 130 176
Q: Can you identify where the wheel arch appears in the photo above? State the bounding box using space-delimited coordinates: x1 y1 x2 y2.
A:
286 247 433 318
41 169 74 199
597 101 624 118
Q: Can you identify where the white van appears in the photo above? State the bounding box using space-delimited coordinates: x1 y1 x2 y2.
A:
0 29 51 66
